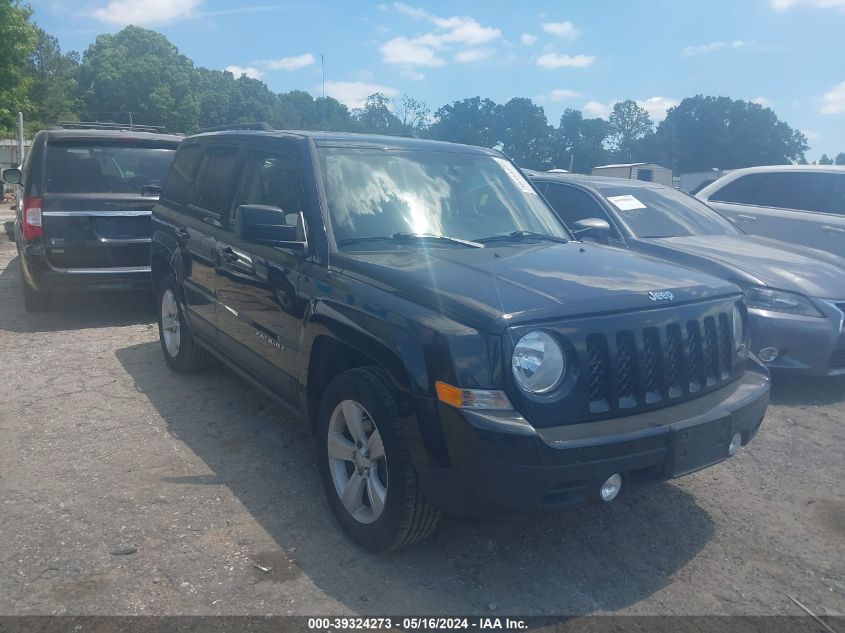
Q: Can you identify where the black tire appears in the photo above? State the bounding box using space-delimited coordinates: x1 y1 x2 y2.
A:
156 273 208 373
21 265 50 312
317 368 441 552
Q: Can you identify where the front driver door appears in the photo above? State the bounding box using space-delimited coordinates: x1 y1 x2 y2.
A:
214 144 308 403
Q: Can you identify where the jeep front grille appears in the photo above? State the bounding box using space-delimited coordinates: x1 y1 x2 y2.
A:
585 311 735 413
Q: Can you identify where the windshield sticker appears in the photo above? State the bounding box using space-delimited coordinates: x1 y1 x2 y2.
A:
493 157 538 195
606 194 647 211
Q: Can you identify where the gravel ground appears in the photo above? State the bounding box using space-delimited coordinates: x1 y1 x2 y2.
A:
0 206 843 617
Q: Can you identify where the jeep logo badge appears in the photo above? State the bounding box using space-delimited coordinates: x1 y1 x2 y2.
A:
648 291 675 302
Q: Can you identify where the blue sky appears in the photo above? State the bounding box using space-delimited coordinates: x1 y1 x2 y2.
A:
30 0 844 160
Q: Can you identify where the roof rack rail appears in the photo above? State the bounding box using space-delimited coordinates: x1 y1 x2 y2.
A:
58 121 169 134
198 122 274 133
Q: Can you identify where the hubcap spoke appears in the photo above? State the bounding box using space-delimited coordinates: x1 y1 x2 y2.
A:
327 432 356 461
366 472 387 516
342 401 366 444
367 430 385 461
340 470 366 516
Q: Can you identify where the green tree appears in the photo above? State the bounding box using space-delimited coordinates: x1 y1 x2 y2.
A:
608 100 654 162
495 97 553 169
426 97 500 147
78 26 199 132
394 95 429 135
657 95 808 172
0 0 38 132
553 108 610 173
27 28 80 127
836 152 845 166
818 154 834 165
352 93 403 134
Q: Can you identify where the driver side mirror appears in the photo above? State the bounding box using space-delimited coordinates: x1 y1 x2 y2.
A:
235 204 307 252
2 168 21 185
571 218 612 244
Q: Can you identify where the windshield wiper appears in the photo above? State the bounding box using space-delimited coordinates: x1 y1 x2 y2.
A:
338 232 484 249
473 230 568 245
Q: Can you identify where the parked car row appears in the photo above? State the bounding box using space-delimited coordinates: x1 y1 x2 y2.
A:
1 123 839 551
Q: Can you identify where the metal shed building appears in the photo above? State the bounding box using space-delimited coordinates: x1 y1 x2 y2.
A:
591 162 673 187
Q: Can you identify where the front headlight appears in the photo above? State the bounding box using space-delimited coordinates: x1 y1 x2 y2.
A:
743 286 824 318
512 331 566 394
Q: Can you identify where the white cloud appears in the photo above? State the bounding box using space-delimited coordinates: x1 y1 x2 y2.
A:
682 40 757 56
581 97 678 121
399 68 426 80
258 53 316 71
323 81 399 109
455 48 495 63
821 80 845 114
541 88 582 101
771 0 845 10
92 0 201 25
225 65 262 80
536 53 595 69
541 21 580 39
381 3 501 69
751 96 772 106
802 129 821 140
520 33 538 46
637 96 679 121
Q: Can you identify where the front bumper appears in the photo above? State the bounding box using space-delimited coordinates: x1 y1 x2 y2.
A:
415 362 770 516
748 302 845 376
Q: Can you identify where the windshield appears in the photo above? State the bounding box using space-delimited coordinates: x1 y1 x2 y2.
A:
45 142 176 194
317 147 569 250
596 185 740 238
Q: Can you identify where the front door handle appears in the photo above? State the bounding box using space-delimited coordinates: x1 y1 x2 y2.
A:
737 214 757 222
175 227 190 240
219 246 239 263
821 225 845 234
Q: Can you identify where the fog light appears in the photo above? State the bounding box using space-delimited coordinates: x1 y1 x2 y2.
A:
600 474 622 502
728 432 742 457
758 347 779 363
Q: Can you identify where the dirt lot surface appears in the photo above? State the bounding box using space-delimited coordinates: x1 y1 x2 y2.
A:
0 206 843 617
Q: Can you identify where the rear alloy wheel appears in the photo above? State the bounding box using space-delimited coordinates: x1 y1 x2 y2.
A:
317 368 440 551
156 273 207 373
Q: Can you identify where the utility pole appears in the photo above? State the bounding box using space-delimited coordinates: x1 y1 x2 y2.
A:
17 112 25 165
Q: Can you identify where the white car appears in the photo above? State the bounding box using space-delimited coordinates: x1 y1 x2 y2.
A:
696 165 845 258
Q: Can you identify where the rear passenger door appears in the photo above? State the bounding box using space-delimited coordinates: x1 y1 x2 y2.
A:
705 171 844 257
213 143 308 403
178 143 242 339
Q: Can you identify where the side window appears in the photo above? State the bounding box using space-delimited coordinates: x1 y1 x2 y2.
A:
543 183 621 239
162 143 202 205
708 173 769 205
831 174 845 216
189 144 241 217
232 150 306 227
711 172 836 213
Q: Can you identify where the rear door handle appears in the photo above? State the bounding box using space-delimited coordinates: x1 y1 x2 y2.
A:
737 214 757 222
821 225 845 234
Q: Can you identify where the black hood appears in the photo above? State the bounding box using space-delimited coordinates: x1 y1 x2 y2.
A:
631 235 845 300
333 242 739 332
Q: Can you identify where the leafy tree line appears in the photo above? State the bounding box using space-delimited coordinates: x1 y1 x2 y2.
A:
1 6 833 173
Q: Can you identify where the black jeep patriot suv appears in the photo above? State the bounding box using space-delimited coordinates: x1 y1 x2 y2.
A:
2 124 180 311
151 129 770 551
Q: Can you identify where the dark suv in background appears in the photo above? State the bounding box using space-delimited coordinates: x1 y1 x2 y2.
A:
2 123 180 311
151 128 770 551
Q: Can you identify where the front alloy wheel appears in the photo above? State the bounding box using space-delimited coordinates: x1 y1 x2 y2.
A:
327 400 388 524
